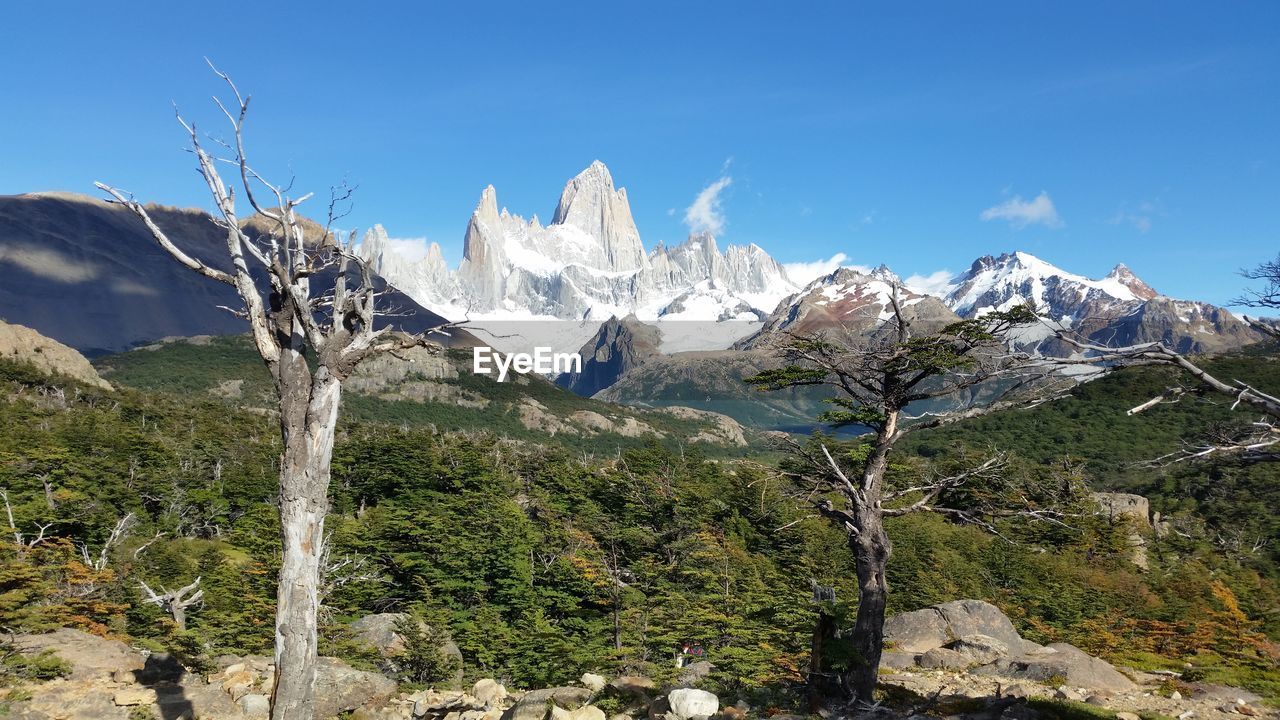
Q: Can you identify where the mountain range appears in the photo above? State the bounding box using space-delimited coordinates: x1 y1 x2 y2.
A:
0 163 1265 429
354 162 1263 409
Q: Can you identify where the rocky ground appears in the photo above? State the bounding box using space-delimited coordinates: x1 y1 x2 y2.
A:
876 600 1273 720
0 602 1272 720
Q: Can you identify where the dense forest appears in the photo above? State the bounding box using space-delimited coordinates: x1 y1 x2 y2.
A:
0 343 1277 705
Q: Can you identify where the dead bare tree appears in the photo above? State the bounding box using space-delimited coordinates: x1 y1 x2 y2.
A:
0 489 52 552
96 63 446 720
139 577 204 631
80 513 136 571
747 298 1084 704
1234 254 1280 339
1052 334 1280 464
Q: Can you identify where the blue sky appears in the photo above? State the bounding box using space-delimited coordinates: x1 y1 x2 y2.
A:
2 2 1277 306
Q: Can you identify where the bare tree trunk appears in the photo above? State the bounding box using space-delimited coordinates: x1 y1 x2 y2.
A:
843 418 895 704
270 363 342 720
808 608 839 711
845 512 891 703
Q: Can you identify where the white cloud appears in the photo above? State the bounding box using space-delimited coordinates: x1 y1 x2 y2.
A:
980 191 1063 229
381 236 433 263
1108 200 1157 233
684 175 733 235
904 269 955 297
783 252 852 286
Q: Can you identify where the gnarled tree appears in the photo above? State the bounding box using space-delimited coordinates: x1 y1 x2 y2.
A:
96 65 444 719
747 298 1083 704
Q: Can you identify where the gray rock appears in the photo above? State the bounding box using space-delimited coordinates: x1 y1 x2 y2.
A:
580 673 608 693
474 678 510 708
1002 684 1033 699
975 643 1135 693
504 688 594 720
12 628 145 681
1054 687 1084 702
934 600 1040 655
239 693 271 717
610 676 657 698
676 660 714 688
919 647 972 670
884 607 951 654
351 612 464 685
879 649 921 670
667 688 719 720
312 656 400 719
947 634 1010 665
553 707 607 720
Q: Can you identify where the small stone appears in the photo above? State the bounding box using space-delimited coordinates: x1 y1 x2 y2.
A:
1237 706 1258 717
1085 695 1109 707
1218 705 1239 715
1054 686 1084 702
224 662 247 676
1177 712 1195 720
1002 684 1032 699
1170 691 1183 701
113 687 157 706
1116 713 1141 720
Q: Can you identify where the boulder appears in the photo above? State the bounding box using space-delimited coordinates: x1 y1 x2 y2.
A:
610 676 656 698
883 607 950 654
973 643 1135 692
918 647 971 670
311 656 400 719
504 687 593 720
580 672 607 693
553 706 607 720
676 660 714 688
878 649 920 670
933 600 1040 655
112 687 157 706
474 678 509 708
240 693 272 717
351 612 464 684
13 628 145 681
947 634 1009 665
666 688 719 720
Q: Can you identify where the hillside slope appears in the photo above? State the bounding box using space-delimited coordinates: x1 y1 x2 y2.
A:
95 335 753 453
0 192 464 355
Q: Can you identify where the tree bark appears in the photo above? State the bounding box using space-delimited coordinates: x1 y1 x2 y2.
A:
844 512 891 703
270 361 342 720
808 607 839 711
843 414 896 704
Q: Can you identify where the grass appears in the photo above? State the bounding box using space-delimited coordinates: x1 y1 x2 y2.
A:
1027 699 1175 720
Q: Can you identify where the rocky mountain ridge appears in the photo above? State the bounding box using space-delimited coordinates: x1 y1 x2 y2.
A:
357 164 1261 363
359 162 797 329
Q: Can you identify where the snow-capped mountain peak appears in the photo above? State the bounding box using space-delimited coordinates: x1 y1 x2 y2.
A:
358 161 798 347
1104 262 1159 301
942 250 1150 322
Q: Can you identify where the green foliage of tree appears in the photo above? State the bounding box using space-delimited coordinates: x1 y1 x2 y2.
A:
0 350 1277 702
